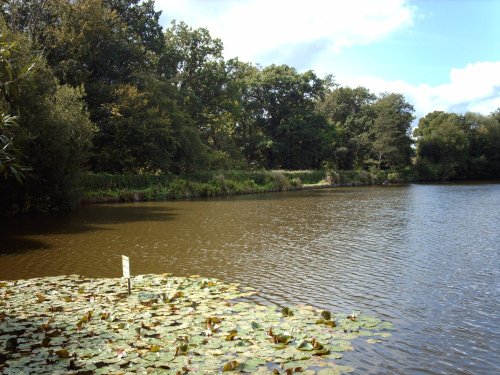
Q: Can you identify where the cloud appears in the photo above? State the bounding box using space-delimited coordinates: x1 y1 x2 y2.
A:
339 61 500 118
155 0 415 63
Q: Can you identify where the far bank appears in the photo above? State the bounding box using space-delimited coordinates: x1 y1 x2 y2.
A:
80 169 412 205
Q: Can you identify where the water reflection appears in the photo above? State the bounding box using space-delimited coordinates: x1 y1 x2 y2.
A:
1 183 499 374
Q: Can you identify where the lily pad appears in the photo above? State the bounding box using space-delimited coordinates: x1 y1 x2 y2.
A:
0 274 392 374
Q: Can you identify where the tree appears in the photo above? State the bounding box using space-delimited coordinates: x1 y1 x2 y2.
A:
0 21 35 182
492 108 500 123
316 86 376 169
0 0 50 39
160 21 235 151
370 93 414 170
91 76 207 174
239 64 331 169
414 111 468 180
462 112 500 178
103 0 164 54
14 66 95 210
5 0 164 127
0 19 95 212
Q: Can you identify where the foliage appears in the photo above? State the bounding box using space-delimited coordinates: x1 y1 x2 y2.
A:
0 20 94 212
0 110 25 182
80 169 332 203
2 1 499 212
317 86 376 169
82 172 174 191
414 110 500 180
91 82 178 173
370 93 414 170
238 64 332 169
15 73 95 211
161 21 245 165
0 23 35 183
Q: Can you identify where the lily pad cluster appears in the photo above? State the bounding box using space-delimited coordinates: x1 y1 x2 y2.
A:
0 274 392 374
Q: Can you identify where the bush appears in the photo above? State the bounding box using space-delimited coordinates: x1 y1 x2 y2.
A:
167 179 190 199
282 170 324 184
414 158 440 181
357 170 374 184
269 171 290 191
289 177 302 187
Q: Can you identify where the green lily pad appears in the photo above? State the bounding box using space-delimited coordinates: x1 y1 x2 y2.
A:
0 274 392 374
297 340 314 351
251 321 264 330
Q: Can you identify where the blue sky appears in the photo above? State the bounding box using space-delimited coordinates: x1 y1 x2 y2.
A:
154 0 500 118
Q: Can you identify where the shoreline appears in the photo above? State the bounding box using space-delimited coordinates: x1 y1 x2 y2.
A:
80 176 500 206
79 169 400 206
80 181 388 205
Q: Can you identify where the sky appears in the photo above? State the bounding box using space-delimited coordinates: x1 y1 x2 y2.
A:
154 0 500 119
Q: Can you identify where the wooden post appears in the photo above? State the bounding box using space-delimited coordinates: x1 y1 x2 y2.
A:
122 255 131 294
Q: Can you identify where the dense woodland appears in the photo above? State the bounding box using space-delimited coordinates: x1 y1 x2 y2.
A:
1 0 499 212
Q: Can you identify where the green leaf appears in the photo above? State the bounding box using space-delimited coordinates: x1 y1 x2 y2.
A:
0 274 391 374
321 310 332 320
297 340 314 351
251 321 264 330
281 307 294 317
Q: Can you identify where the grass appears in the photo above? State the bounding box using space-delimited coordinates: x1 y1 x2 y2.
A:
80 168 414 204
80 170 317 203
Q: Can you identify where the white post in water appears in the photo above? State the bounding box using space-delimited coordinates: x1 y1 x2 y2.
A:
122 255 131 294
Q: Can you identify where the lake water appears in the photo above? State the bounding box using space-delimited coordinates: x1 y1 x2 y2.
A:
1 183 499 374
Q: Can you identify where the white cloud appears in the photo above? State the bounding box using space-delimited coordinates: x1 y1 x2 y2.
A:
155 0 415 63
339 61 500 118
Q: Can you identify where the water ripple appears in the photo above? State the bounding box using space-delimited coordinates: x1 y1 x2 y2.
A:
1 183 499 374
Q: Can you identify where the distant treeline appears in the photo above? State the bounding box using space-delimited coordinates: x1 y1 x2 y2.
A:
1 0 499 212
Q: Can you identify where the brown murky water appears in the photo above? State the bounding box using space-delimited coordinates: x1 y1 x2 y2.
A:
1 183 499 374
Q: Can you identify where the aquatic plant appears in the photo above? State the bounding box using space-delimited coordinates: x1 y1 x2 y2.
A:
0 274 392 374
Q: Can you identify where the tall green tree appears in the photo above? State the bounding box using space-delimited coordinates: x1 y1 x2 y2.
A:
316 86 376 169
240 64 332 169
370 93 414 170
160 22 236 152
91 75 207 174
103 0 164 54
4 0 166 125
414 111 469 179
0 19 95 212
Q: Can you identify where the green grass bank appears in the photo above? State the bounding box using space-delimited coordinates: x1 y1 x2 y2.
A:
80 169 414 204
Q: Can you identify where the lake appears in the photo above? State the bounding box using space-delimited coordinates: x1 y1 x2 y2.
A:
1 183 499 374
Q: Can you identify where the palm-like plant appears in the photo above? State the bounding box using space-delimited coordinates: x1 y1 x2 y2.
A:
0 29 35 182
0 112 28 182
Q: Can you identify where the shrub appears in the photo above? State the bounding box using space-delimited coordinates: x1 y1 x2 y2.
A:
289 177 302 187
357 170 374 184
269 171 290 191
